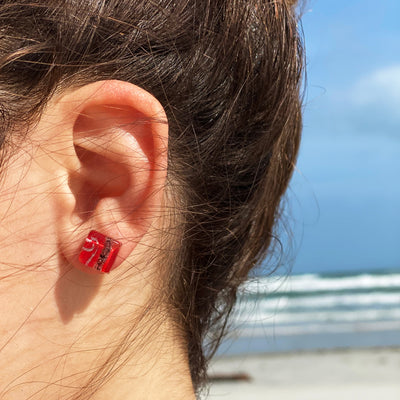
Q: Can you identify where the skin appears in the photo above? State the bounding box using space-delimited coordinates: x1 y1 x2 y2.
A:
0 81 195 400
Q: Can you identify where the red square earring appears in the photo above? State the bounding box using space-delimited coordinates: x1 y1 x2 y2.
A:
78 230 121 273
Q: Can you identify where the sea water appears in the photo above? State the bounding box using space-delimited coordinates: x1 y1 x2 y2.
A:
218 269 400 355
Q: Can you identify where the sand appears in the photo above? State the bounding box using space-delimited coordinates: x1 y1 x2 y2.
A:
205 348 400 400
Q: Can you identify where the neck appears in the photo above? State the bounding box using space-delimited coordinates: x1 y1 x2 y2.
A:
91 326 196 400
0 267 196 400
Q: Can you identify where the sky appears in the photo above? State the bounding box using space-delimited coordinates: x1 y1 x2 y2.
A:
274 0 400 275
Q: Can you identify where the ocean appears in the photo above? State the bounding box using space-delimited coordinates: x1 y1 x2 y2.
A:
218 269 400 355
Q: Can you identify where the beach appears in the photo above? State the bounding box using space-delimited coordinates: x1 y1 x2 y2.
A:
206 348 400 400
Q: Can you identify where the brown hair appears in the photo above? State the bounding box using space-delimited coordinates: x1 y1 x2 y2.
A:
0 0 303 394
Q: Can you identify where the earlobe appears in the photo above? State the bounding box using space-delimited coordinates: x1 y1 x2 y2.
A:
53 80 168 274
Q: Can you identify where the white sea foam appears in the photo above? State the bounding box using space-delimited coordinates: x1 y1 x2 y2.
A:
236 320 400 337
224 271 400 353
234 307 400 326
244 273 400 294
233 271 400 344
239 292 400 312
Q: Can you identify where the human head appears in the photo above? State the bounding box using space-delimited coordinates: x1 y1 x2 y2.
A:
0 0 303 398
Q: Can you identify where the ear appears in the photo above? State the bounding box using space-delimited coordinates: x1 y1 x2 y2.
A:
49 80 168 274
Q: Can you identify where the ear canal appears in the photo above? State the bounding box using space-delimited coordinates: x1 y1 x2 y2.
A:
74 140 131 198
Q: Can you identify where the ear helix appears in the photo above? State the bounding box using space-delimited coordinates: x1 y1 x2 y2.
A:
78 230 121 273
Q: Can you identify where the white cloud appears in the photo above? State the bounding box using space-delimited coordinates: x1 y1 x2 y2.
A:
304 65 400 137
351 65 400 112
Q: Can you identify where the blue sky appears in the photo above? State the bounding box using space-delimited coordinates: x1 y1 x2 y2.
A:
278 0 400 274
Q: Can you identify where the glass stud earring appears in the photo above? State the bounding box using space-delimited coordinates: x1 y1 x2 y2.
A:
78 230 121 273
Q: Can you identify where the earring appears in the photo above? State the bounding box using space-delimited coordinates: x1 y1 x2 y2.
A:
78 230 121 273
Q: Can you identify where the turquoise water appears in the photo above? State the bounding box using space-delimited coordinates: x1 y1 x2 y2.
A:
219 269 400 355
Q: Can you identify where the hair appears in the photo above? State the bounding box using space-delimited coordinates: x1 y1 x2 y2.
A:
0 0 303 395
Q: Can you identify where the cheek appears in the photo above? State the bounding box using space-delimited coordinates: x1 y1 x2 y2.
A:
0 169 59 270
0 149 62 350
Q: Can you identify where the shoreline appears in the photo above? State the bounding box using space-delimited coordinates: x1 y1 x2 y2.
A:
213 344 400 359
206 347 400 400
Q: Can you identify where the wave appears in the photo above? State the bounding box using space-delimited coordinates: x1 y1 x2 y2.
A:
232 270 400 341
223 270 400 353
238 292 400 312
234 307 400 326
236 320 400 337
243 272 400 295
